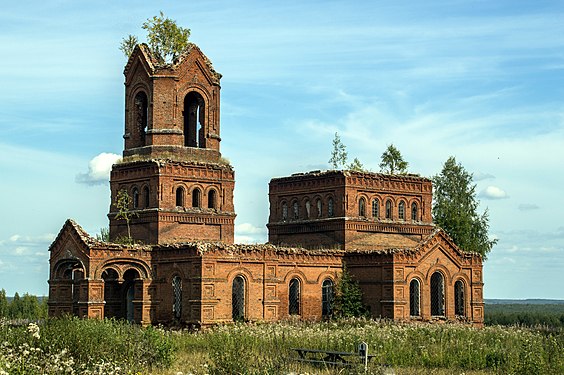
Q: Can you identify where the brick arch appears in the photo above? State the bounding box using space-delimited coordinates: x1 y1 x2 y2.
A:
94 258 151 280
53 257 86 279
226 267 255 284
283 269 309 284
425 265 452 284
315 270 338 284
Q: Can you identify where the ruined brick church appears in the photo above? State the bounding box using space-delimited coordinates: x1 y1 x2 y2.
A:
48 43 484 326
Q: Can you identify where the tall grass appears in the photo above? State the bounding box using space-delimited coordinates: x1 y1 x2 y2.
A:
2 317 563 374
171 319 564 375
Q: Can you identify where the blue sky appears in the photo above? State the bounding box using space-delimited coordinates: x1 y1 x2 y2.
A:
1 0 563 299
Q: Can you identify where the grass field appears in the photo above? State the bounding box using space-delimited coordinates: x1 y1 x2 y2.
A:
2 316 563 375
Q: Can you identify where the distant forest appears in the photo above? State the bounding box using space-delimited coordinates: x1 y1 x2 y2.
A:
0 289 48 320
485 301 564 329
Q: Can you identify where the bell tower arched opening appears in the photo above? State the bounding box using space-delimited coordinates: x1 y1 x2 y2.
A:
184 92 205 148
134 91 148 147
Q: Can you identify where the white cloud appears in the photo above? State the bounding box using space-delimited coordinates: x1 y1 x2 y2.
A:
235 223 267 244
479 186 509 200
76 152 121 186
236 223 266 235
518 203 540 211
474 172 495 181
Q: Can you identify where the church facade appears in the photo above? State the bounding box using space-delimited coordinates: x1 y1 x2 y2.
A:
47 44 484 326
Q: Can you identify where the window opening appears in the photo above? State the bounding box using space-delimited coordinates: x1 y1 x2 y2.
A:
316 199 322 218
143 186 150 208
359 197 366 217
409 279 420 317
183 92 205 148
176 187 184 207
172 276 182 320
132 188 139 209
305 200 311 218
431 272 445 316
289 278 301 315
328 198 334 217
282 202 288 221
411 202 418 221
385 200 392 219
232 276 246 321
208 189 217 209
192 188 201 208
372 199 379 218
134 92 148 147
322 279 335 317
399 201 405 220
455 280 465 316
293 201 299 220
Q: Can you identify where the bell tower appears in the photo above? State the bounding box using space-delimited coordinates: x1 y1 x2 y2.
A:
109 43 235 244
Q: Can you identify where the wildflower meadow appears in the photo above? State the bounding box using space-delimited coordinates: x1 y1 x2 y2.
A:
1 317 563 374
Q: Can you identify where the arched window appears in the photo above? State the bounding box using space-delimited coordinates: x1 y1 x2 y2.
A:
455 280 465 317
316 199 322 218
431 272 445 316
385 200 392 219
183 92 205 148
359 197 366 217
409 279 420 317
372 199 379 219
305 200 311 219
192 188 201 208
411 202 418 221
289 278 301 315
134 91 148 147
232 276 246 321
328 198 334 217
172 276 182 320
398 201 405 220
322 279 335 318
132 187 139 209
282 202 288 221
293 201 299 220
143 186 150 208
175 187 185 207
208 189 217 209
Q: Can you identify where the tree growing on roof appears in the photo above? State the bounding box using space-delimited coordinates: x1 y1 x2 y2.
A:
329 132 349 169
379 144 408 174
119 11 191 63
432 156 497 259
328 132 366 171
114 189 136 244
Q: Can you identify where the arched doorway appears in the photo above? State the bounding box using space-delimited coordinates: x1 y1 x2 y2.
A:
123 269 141 323
101 268 120 319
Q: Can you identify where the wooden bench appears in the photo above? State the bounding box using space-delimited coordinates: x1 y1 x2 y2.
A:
292 347 376 367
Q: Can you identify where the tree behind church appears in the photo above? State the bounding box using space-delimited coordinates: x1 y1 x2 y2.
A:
432 156 497 259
